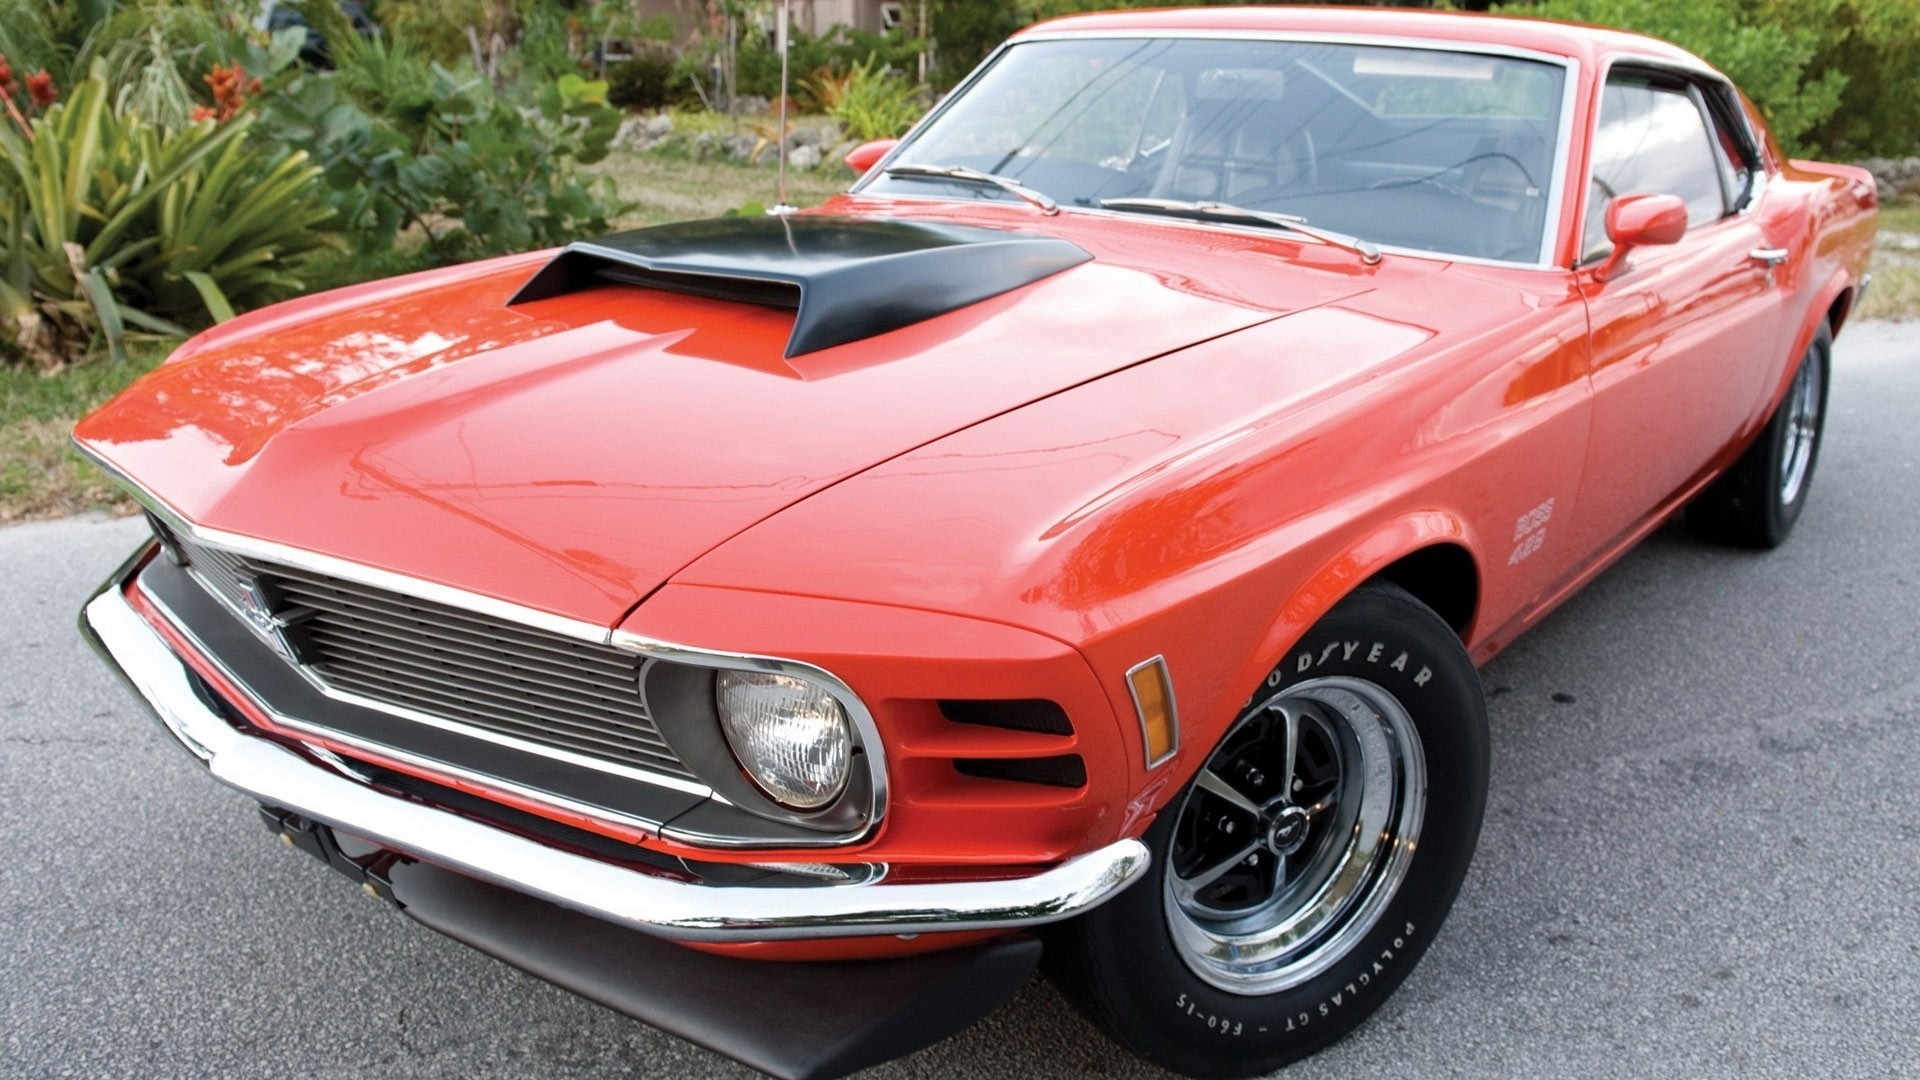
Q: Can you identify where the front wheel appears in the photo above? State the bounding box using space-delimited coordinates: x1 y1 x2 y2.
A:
1049 582 1488 1077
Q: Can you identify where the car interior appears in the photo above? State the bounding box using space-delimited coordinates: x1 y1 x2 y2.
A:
878 39 1568 265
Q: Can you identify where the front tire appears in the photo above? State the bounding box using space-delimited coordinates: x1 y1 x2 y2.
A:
1687 323 1831 548
1049 583 1488 1077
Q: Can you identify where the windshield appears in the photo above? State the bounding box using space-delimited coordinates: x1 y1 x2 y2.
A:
861 37 1568 264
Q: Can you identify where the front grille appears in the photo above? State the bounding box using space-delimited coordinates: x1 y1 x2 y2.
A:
183 537 256 612
174 535 695 783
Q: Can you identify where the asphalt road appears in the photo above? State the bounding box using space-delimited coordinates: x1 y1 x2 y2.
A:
4 320 1917 1080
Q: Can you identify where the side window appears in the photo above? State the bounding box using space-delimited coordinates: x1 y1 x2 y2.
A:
1701 87 1759 211
1582 76 1729 262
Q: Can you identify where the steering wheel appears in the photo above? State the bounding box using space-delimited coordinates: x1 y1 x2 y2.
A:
1376 152 1541 203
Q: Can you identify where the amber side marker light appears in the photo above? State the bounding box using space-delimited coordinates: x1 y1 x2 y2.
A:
1126 656 1179 769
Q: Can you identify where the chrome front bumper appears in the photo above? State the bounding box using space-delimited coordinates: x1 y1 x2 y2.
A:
82 571 1149 943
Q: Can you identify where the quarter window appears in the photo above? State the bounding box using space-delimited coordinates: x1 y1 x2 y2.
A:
1583 76 1728 262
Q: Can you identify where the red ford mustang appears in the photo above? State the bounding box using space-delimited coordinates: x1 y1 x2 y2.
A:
76 7 1875 1078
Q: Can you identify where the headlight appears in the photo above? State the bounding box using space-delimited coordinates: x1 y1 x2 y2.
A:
714 671 852 810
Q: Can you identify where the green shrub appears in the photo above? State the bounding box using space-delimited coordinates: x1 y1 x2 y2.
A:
1502 0 1920 156
737 26 924 105
607 44 676 111
808 56 923 141
1504 0 1841 152
260 20 627 266
0 64 337 368
377 0 522 67
1783 0 1920 156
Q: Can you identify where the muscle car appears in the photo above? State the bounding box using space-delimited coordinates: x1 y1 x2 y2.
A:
76 6 1877 1078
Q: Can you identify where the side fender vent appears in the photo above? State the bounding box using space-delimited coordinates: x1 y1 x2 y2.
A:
938 699 1074 736
955 755 1088 789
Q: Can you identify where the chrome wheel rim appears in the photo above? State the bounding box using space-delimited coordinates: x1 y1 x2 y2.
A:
1778 350 1824 506
1164 676 1426 995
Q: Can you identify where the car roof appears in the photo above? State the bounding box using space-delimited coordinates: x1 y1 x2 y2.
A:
1015 5 1708 74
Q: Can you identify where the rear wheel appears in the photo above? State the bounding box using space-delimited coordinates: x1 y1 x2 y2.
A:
1687 324 1831 548
1049 582 1488 1077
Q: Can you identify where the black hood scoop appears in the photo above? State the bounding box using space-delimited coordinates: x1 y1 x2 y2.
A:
509 215 1092 357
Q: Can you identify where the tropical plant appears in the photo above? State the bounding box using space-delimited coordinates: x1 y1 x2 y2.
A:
0 0 266 100
738 24 925 106
260 12 626 267
808 56 922 141
0 64 336 368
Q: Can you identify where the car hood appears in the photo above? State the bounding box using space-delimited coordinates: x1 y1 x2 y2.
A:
76 209 1372 627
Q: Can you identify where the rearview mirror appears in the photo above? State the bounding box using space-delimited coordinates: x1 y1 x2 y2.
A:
1593 194 1688 282
843 139 900 178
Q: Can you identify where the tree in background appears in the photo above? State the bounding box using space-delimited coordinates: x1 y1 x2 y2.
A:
1502 0 1918 156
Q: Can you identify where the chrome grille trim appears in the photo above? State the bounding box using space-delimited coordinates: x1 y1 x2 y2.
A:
76 441 888 848
182 542 255 614
171 533 699 786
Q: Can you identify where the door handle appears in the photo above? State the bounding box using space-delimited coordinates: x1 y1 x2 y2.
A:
1749 247 1789 268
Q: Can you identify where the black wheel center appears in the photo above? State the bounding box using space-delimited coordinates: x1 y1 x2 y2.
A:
1266 805 1310 855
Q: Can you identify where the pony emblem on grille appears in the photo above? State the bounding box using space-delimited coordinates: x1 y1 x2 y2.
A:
233 571 300 664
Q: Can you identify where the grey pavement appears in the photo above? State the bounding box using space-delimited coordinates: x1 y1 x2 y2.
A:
3 320 1917 1079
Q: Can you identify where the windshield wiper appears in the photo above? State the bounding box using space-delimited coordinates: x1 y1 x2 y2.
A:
1098 197 1382 265
884 164 1059 215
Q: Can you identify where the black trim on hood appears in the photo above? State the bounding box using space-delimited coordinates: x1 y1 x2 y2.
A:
509 216 1092 357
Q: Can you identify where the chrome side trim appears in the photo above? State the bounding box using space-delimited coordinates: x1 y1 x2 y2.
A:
73 444 886 846
83 581 1149 941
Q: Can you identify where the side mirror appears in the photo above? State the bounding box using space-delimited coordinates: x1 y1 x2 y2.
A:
843 139 899 178
1593 193 1688 282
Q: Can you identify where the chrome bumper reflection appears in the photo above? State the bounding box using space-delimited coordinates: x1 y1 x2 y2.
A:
82 575 1149 943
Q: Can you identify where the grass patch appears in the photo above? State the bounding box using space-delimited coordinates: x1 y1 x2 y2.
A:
1 348 169 523
1858 250 1919 321
1861 197 1919 321
1877 198 1920 236
594 145 853 227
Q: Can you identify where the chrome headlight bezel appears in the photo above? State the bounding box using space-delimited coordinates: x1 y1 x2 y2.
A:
632 645 884 843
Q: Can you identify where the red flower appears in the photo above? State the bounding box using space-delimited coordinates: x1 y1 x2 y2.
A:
202 63 253 122
0 55 15 99
191 105 216 123
25 69 55 108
